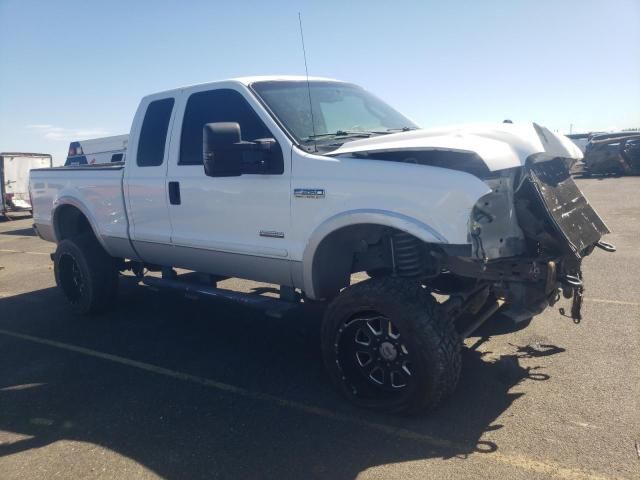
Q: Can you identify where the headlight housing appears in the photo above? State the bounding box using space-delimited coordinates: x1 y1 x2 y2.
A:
468 171 526 260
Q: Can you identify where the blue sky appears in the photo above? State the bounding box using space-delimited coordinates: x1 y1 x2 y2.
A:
1 0 639 164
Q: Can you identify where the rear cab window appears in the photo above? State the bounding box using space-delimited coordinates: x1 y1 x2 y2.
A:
137 98 175 167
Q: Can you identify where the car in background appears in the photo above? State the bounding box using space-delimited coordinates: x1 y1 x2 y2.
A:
565 133 594 153
583 132 640 175
65 134 128 166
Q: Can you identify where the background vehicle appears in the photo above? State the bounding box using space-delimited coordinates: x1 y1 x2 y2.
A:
1 152 52 217
29 76 613 413
65 134 128 166
565 132 592 153
582 132 640 175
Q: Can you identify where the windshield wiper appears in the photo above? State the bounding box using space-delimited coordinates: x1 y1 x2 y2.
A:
304 127 418 143
382 126 418 133
359 127 419 135
306 130 374 141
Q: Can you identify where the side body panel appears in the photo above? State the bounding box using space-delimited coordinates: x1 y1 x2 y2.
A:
30 166 135 258
290 147 490 260
289 148 490 297
163 82 293 284
124 92 177 264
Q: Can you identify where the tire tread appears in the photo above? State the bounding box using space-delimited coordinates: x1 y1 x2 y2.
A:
322 276 461 413
54 233 119 314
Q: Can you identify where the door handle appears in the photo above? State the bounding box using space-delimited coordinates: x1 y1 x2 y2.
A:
168 181 181 205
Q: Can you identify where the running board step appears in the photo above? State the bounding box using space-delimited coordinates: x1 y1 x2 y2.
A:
140 276 298 318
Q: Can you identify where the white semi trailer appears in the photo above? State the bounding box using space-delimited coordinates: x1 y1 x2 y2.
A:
1 152 52 217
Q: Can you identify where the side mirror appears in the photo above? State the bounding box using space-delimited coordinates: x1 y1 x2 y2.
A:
203 122 243 177
203 123 278 177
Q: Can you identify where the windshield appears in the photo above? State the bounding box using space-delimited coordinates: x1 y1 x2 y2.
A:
251 81 418 145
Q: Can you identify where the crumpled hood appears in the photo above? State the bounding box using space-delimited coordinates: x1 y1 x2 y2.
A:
328 122 583 172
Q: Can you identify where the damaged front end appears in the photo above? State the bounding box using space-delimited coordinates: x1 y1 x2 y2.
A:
329 121 614 324
450 155 614 323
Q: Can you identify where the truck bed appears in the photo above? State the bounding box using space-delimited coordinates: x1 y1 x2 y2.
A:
29 164 135 258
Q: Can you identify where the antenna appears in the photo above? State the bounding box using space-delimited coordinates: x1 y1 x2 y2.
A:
298 12 317 151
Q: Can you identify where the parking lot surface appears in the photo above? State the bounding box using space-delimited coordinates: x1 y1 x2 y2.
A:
0 176 639 480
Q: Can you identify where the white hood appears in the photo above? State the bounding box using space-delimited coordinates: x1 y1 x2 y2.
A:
328 122 583 172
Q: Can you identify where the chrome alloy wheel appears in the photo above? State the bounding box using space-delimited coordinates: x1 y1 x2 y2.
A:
58 253 85 302
337 315 413 392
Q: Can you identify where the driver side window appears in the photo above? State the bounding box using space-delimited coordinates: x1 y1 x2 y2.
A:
179 88 282 173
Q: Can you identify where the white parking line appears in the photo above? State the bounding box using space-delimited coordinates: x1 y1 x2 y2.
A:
0 327 621 480
0 249 50 255
585 298 640 307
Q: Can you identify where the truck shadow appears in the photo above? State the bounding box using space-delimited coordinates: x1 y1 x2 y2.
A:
0 212 32 223
0 281 561 479
0 227 37 236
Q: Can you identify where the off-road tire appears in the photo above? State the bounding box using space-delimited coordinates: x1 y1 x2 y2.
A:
321 276 461 414
54 233 119 314
365 269 390 278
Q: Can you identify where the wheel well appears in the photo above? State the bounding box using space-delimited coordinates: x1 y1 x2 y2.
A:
54 204 94 241
311 224 417 299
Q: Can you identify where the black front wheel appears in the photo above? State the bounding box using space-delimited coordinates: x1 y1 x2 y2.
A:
321 277 461 414
54 234 119 315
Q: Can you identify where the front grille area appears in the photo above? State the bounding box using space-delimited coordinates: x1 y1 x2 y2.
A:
524 159 609 257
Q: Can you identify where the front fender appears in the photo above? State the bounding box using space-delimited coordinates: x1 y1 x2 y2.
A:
301 209 449 299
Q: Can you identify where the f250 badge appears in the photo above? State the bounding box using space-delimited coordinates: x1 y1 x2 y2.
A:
259 230 285 239
294 188 325 199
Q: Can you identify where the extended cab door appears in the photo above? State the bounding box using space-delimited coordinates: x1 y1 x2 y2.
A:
164 84 293 285
125 94 177 263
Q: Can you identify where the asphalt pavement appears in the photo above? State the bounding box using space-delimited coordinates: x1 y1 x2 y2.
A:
0 176 638 480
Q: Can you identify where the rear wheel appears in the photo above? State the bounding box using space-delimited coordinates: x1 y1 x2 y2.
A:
54 234 119 314
321 277 461 414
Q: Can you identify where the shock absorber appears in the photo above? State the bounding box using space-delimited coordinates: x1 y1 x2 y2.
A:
391 232 423 276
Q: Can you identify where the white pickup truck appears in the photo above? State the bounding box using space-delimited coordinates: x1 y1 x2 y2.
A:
30 76 614 413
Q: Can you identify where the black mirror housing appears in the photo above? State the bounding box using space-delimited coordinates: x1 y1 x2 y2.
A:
203 122 242 177
203 122 281 177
